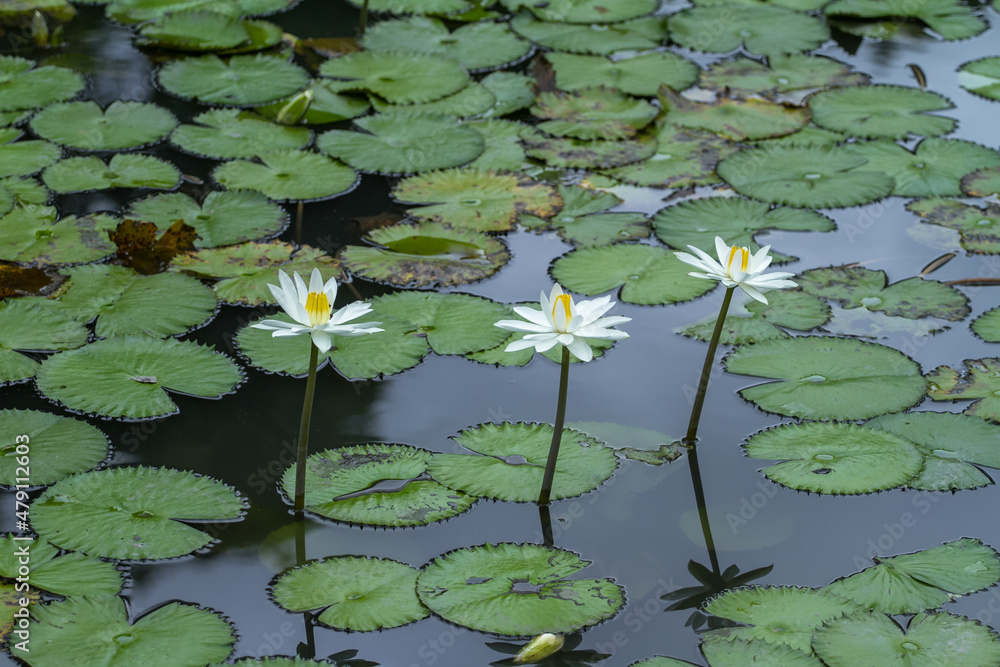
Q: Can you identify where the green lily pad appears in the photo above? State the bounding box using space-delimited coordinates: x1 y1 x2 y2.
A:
704 586 859 652
30 101 177 151
393 169 559 232
257 79 371 126
479 70 535 117
906 197 1000 254
658 87 810 142
342 0 471 15
724 336 925 420
107 0 297 23
502 0 658 22
531 88 658 141
850 138 1000 198
170 242 338 306
824 0 988 40
678 289 831 344
236 311 428 380
158 54 310 106
546 51 699 97
717 145 895 208
509 15 666 56
520 184 650 246
212 149 357 202
551 244 715 305
42 154 180 194
126 190 288 248
972 307 1000 342
8 596 235 667
0 205 118 265
317 114 483 175
0 536 122 597
0 410 108 488
808 85 954 140
700 55 869 99
416 542 625 636
926 358 1000 423
170 109 311 160
668 5 829 57
281 444 477 526
371 82 496 118
0 131 62 178
338 221 509 288
428 422 616 502
271 556 429 631
654 196 834 264
796 265 969 321
963 166 1000 197
958 57 1000 102
602 122 740 189
136 9 255 51
36 336 243 420
361 16 530 72
31 465 246 560
700 634 825 666
520 126 657 169
318 52 469 105
0 299 88 385
630 658 700 667
465 119 532 171
0 56 85 112
371 291 509 355
744 422 923 494
752 125 849 148
0 176 49 211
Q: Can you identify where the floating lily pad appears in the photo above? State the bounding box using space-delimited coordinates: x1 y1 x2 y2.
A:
717 145 895 208
603 122 739 189
958 57 1000 101
8 596 236 667
700 55 869 99
509 15 666 56
552 244 715 305
850 138 1000 198
338 221 509 288
668 5 829 57
704 586 858 652
0 299 88 385
317 114 483 175
158 54 309 106
0 205 118 265
752 126 849 148
212 149 357 202
42 154 180 193
394 169 558 232
127 190 288 248
519 184 649 246
808 85 954 140
465 119 532 171
906 198 1000 254
479 70 535 117
342 0 471 14
170 109 311 160
0 410 108 488
417 542 625 636
796 265 969 321
678 290 831 344
257 79 371 126
744 422 923 494
0 176 48 211
0 131 61 178
926 358 1000 423
502 0 658 22
36 336 242 419
318 52 469 105
0 535 122 596
107 0 297 23
281 444 477 526
659 87 810 142
361 16 530 72
520 127 657 169
963 166 1000 197
0 56 85 112
429 422 616 502
236 311 428 379
371 291 509 355
724 336 925 420
972 307 1000 342
31 465 246 560
30 101 177 151
824 0 988 40
654 196 834 264
700 634 825 667
136 9 256 51
531 88 658 141
271 556 429 631
546 51 699 97
371 83 496 118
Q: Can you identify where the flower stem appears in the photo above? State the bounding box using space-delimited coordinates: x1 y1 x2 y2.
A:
539 346 571 506
294 343 319 514
686 445 721 574
684 286 735 447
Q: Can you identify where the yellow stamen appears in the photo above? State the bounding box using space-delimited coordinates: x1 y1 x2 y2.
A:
552 293 572 330
727 246 750 273
305 291 331 326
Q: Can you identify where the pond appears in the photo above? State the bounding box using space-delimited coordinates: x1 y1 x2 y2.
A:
2 0 1000 665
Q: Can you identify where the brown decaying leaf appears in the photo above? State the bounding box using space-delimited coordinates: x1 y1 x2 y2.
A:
0 262 65 298
109 219 198 275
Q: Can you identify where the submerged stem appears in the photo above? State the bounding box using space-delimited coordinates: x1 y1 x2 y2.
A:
539 346 571 506
294 343 320 514
686 445 721 575
684 286 735 447
358 0 369 37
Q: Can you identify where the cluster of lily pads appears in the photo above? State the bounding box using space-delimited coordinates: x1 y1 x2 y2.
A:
2 0 1000 664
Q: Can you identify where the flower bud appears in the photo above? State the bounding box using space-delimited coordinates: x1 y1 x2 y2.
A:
513 633 564 664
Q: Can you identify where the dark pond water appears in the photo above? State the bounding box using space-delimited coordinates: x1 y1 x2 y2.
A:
2 1 1000 665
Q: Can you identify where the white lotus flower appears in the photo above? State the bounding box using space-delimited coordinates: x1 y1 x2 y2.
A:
674 236 797 304
252 268 382 353
494 284 629 362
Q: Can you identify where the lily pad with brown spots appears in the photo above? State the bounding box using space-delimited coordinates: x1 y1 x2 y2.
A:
658 87 810 142
926 358 1000 423
520 126 657 169
907 198 1000 255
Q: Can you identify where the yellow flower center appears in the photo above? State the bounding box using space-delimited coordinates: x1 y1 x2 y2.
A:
552 293 573 332
727 246 750 274
305 291 331 326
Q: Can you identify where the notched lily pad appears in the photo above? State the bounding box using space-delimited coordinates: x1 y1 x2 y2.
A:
170 108 311 160
370 291 510 356
0 298 88 385
0 56 85 112
958 57 1000 102
0 205 118 265
531 88 658 141
824 0 988 40
668 5 829 57
42 154 180 194
678 290 831 344
158 53 310 106
0 131 62 178
502 0 659 23
659 87 810 142
520 127 657 169
520 184 649 247
546 51 699 97
602 122 739 189
962 166 1000 197
700 55 869 99
0 410 109 488
257 79 371 126
510 15 666 56
926 358 1000 423
972 307 1000 342
0 535 122 597
907 197 1000 255
212 149 357 202
849 138 1000 198
808 85 954 139
318 51 470 105
30 101 178 151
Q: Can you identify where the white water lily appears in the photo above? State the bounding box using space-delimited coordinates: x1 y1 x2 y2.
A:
674 236 797 304
494 284 629 362
252 268 382 353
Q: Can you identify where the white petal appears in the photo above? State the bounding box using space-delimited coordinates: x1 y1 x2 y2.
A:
308 268 325 294
495 319 553 334
566 337 593 362
292 272 309 304
329 301 372 325
714 236 731 264
253 319 300 331
505 338 541 352
739 282 769 304
573 296 614 321
511 306 551 327
311 329 332 353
